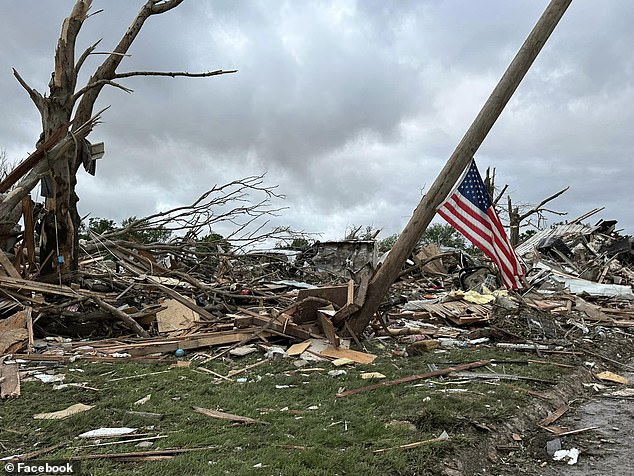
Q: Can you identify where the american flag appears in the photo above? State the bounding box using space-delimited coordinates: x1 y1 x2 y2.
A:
437 161 525 289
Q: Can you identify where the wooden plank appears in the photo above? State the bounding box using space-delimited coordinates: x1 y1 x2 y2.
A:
243 311 312 340
68 446 218 461
22 196 36 268
298 285 350 308
156 299 199 333
354 270 371 307
346 280 355 305
331 303 360 327
320 347 376 365
0 275 109 298
0 123 68 193
0 310 28 354
0 250 21 279
25 306 33 353
193 406 262 425
127 332 258 356
11 354 175 365
538 404 569 427
287 341 311 356
317 312 340 348
0 361 21 398
149 283 216 321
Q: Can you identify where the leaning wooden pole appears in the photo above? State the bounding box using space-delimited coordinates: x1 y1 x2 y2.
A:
347 0 572 335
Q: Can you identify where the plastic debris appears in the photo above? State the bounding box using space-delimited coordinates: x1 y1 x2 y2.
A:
553 448 580 465
79 427 137 438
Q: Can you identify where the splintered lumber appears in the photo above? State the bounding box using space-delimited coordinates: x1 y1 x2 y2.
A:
11 353 174 365
80 330 260 356
317 312 340 348
0 123 68 193
331 303 360 327
156 298 199 333
287 341 311 356
0 309 28 354
240 311 313 340
34 403 94 420
0 250 21 278
0 361 21 398
538 404 569 427
320 347 376 364
4 443 67 463
193 406 262 425
297 285 351 308
0 275 111 299
346 279 355 305
148 283 216 321
336 360 491 397
348 0 573 335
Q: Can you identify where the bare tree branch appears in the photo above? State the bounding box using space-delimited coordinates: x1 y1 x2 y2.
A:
112 69 238 80
72 79 133 103
149 0 186 14
75 39 102 75
518 186 570 221
53 0 92 93
493 184 508 207
12 69 45 113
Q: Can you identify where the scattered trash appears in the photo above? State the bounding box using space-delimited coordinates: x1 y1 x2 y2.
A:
34 403 94 420
360 372 386 379
595 371 630 385
193 406 263 425
553 447 580 465
34 373 66 383
134 394 151 406
79 428 137 438
546 438 561 457
328 370 347 377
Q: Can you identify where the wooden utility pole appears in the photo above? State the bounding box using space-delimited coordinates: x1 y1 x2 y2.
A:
347 0 572 335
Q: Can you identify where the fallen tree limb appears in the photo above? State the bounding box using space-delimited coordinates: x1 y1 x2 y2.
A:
336 360 491 397
91 297 149 337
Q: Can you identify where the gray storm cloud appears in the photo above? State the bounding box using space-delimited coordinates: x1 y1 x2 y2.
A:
1 0 632 240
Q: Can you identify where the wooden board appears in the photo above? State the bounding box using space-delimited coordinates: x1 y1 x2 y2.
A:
0 310 28 354
193 406 261 424
0 251 21 278
318 312 340 348
319 347 376 364
0 361 21 398
156 299 199 333
287 341 311 356
298 285 350 308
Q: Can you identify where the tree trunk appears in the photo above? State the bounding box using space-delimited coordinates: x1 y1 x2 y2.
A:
11 0 234 279
39 102 76 278
507 195 521 247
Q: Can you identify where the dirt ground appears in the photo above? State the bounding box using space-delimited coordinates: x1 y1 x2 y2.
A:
470 359 634 476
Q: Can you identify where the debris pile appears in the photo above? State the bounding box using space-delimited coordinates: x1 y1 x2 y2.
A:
1 213 634 399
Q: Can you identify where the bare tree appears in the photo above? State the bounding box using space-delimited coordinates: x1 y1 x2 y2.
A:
507 186 569 246
11 0 235 278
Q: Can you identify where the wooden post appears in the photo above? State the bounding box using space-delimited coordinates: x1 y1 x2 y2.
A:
347 0 572 335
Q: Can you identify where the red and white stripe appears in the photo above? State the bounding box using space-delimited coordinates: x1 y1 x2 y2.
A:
438 193 524 289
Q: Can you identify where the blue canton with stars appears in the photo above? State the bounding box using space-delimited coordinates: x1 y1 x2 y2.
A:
456 161 492 212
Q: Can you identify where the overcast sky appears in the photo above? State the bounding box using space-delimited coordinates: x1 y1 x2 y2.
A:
1 0 632 243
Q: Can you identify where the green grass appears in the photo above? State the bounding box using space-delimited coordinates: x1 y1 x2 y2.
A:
0 346 571 475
